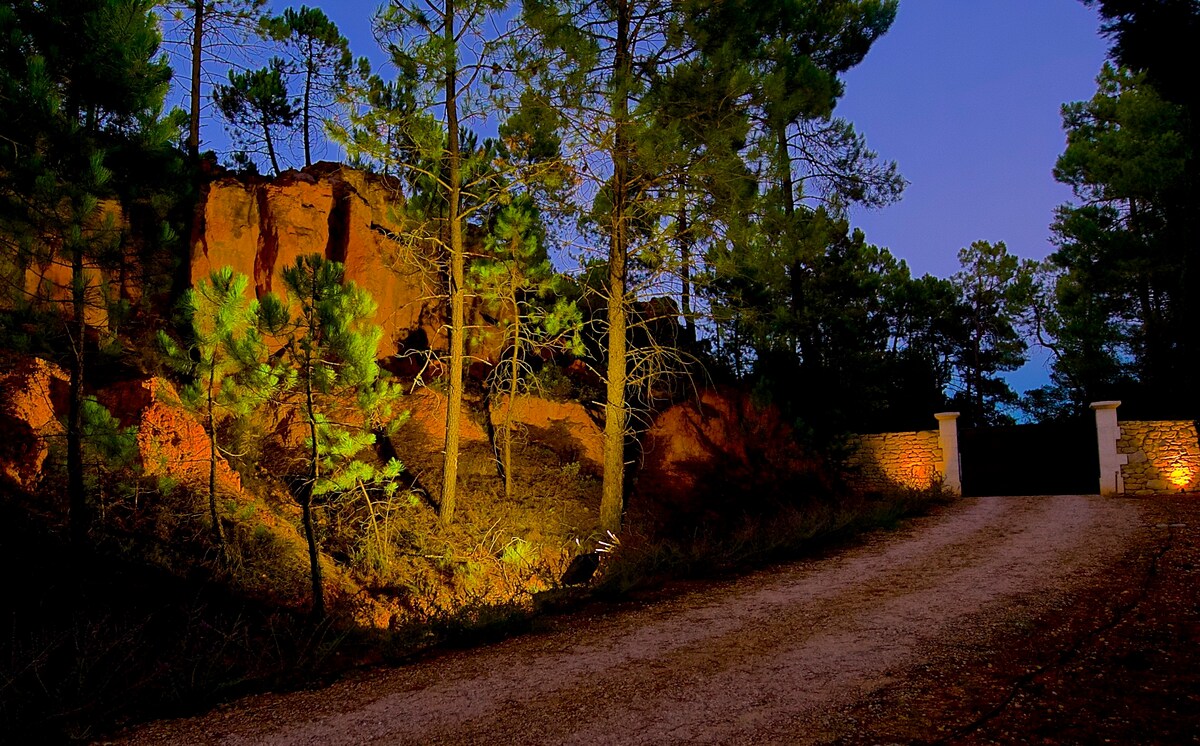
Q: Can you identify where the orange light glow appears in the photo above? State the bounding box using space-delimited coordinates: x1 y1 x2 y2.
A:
1168 465 1195 489
900 462 933 489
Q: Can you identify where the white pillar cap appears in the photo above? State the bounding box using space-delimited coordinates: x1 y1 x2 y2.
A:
1089 401 1121 410
934 412 961 421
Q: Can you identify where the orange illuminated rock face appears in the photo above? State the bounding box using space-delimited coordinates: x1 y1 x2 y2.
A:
490 394 604 473
634 388 829 531
190 163 502 363
0 354 242 496
12 164 503 366
404 386 489 447
95 377 243 496
19 201 140 329
0 354 69 490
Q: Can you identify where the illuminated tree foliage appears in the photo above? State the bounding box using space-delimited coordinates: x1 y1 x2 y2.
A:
260 254 402 618
158 267 279 556
337 0 545 526
470 194 583 498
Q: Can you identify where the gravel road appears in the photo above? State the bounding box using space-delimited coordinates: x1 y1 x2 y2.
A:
111 494 1143 745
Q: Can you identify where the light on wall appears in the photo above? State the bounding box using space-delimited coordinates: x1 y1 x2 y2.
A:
899 461 933 489
1167 464 1195 490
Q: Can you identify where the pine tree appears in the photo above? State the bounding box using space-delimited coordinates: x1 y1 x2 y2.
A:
517 0 679 533
260 254 401 619
470 195 582 498
213 58 298 174
156 0 268 157
1047 64 1193 415
158 267 278 557
0 0 175 543
261 5 354 167
346 0 523 526
949 240 1038 427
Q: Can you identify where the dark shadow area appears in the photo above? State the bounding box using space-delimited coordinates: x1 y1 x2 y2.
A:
960 420 1100 496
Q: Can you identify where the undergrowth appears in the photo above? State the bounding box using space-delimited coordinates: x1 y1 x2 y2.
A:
1 430 949 744
594 485 953 596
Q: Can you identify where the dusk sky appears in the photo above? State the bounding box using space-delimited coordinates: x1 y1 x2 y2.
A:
242 1 1113 394
838 0 1110 279
268 0 1112 276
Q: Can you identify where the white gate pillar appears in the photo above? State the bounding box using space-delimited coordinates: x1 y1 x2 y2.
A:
935 412 961 496
1090 400 1125 495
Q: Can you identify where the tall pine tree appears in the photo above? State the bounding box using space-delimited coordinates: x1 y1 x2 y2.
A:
0 0 176 543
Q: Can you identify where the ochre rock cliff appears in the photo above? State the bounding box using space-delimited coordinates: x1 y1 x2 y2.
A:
0 353 244 497
20 202 140 330
94 377 244 495
17 164 505 365
192 163 501 362
490 394 604 473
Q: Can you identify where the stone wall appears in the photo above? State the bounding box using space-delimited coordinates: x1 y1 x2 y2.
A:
1117 420 1200 494
845 430 943 492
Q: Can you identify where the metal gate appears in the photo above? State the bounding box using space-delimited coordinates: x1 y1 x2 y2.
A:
959 420 1099 497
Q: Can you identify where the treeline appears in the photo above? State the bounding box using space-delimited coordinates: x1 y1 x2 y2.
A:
1 0 1196 547
1033 0 1200 421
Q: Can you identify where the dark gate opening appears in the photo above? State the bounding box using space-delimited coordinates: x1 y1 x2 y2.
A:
960 421 1099 497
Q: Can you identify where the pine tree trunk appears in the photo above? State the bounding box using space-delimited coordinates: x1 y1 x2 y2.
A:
302 271 325 619
439 0 464 526
504 305 520 500
600 0 632 534
778 126 795 217
677 193 694 344
264 113 281 176
207 370 225 556
188 0 204 157
303 47 313 167
67 246 88 545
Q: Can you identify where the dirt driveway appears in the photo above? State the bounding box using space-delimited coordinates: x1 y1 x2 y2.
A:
111 494 1199 745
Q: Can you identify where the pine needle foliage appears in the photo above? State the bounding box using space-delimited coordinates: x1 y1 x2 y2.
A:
158 266 279 556
260 253 405 619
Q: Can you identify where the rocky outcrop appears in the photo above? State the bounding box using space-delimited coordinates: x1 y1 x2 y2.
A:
19 202 139 329
95 377 243 495
403 386 490 447
14 165 504 365
634 389 828 530
490 394 604 473
0 353 245 496
0 355 68 490
191 163 502 362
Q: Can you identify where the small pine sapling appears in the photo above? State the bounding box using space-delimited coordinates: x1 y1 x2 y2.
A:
471 195 584 499
259 254 404 619
158 266 280 559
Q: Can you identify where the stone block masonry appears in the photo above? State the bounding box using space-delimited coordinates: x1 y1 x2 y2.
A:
844 430 944 493
1117 420 1200 494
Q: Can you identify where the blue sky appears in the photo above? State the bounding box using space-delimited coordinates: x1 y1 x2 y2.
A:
277 0 1110 276
833 0 1111 392
218 1 1113 394
838 0 1110 279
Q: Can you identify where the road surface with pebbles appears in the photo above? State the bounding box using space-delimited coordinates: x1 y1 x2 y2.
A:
112 494 1172 745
